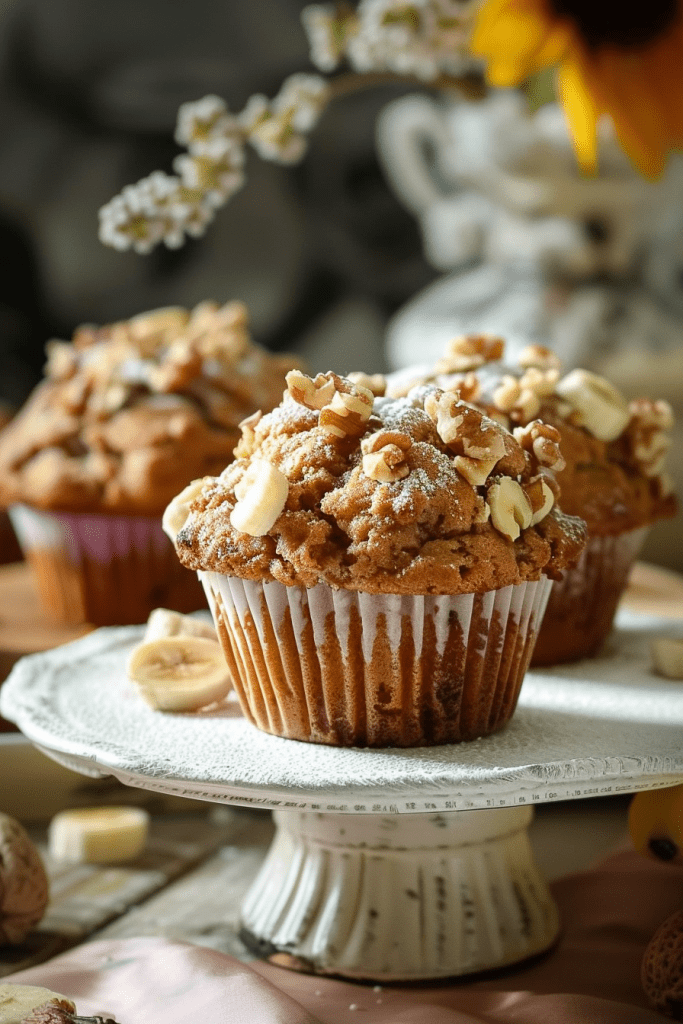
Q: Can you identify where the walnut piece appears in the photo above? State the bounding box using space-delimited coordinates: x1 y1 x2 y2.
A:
627 398 674 477
424 391 507 460
286 370 336 410
361 431 412 483
346 371 387 396
492 367 559 423
513 420 565 473
318 381 374 438
517 344 561 371
233 410 263 459
435 334 504 373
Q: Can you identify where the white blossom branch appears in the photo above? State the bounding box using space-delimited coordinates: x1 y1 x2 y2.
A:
99 0 483 254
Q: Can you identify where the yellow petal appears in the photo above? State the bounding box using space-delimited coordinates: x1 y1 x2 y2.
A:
532 22 572 69
486 21 571 84
471 0 514 43
472 0 548 54
557 51 599 173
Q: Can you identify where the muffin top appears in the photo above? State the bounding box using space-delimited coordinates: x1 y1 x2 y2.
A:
0 301 301 516
167 369 586 594
386 336 677 536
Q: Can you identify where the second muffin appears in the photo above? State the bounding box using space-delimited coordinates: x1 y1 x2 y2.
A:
0 300 301 625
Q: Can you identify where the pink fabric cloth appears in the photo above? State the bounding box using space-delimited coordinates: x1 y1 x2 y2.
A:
6 848 682 1023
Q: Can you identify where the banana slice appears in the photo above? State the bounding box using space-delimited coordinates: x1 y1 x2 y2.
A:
47 806 149 865
127 636 231 711
651 637 683 680
0 984 76 1024
555 369 630 442
143 607 217 643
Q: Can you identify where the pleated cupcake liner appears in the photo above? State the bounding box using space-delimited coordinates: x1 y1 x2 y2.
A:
9 503 205 626
531 525 648 666
201 572 552 747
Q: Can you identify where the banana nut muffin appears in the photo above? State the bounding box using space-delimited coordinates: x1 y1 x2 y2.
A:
166 369 586 746
0 300 302 624
387 335 677 664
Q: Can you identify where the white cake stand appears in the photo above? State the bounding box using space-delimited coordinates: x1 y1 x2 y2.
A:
3 606 683 981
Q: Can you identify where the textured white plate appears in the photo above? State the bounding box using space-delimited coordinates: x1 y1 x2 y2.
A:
2 608 683 813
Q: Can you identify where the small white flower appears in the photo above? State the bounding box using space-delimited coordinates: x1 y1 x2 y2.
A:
174 136 246 206
238 93 271 132
183 201 216 239
274 73 330 132
98 172 180 253
301 4 348 72
249 116 309 164
175 94 243 150
348 0 477 80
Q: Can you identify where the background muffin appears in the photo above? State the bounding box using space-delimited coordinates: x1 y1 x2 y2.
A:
0 300 302 625
387 335 677 664
165 369 585 747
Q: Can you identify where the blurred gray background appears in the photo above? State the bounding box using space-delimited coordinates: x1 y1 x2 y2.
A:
0 0 438 406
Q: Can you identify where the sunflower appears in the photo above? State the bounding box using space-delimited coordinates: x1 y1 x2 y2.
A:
471 0 683 177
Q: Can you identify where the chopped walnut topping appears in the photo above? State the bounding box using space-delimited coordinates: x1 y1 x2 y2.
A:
473 494 491 524
658 472 675 497
347 371 387 396
452 371 481 403
318 380 374 438
233 410 263 459
453 454 500 487
492 375 521 413
492 367 559 423
435 333 505 374
626 398 674 477
361 429 412 455
286 369 336 410
425 390 509 487
520 366 560 398
45 341 79 381
513 421 565 473
517 344 561 371
149 341 203 392
362 445 410 483
361 430 412 482
424 391 507 461
127 306 190 347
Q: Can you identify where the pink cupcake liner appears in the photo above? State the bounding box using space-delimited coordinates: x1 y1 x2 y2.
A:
9 504 205 626
531 526 648 666
201 572 552 747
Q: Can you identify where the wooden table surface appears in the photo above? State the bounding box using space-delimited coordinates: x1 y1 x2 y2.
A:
1 559 682 978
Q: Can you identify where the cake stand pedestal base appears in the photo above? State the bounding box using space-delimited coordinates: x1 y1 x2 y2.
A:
239 805 559 980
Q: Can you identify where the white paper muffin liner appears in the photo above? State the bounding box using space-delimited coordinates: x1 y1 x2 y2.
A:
201 573 553 747
531 525 648 666
9 503 204 625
